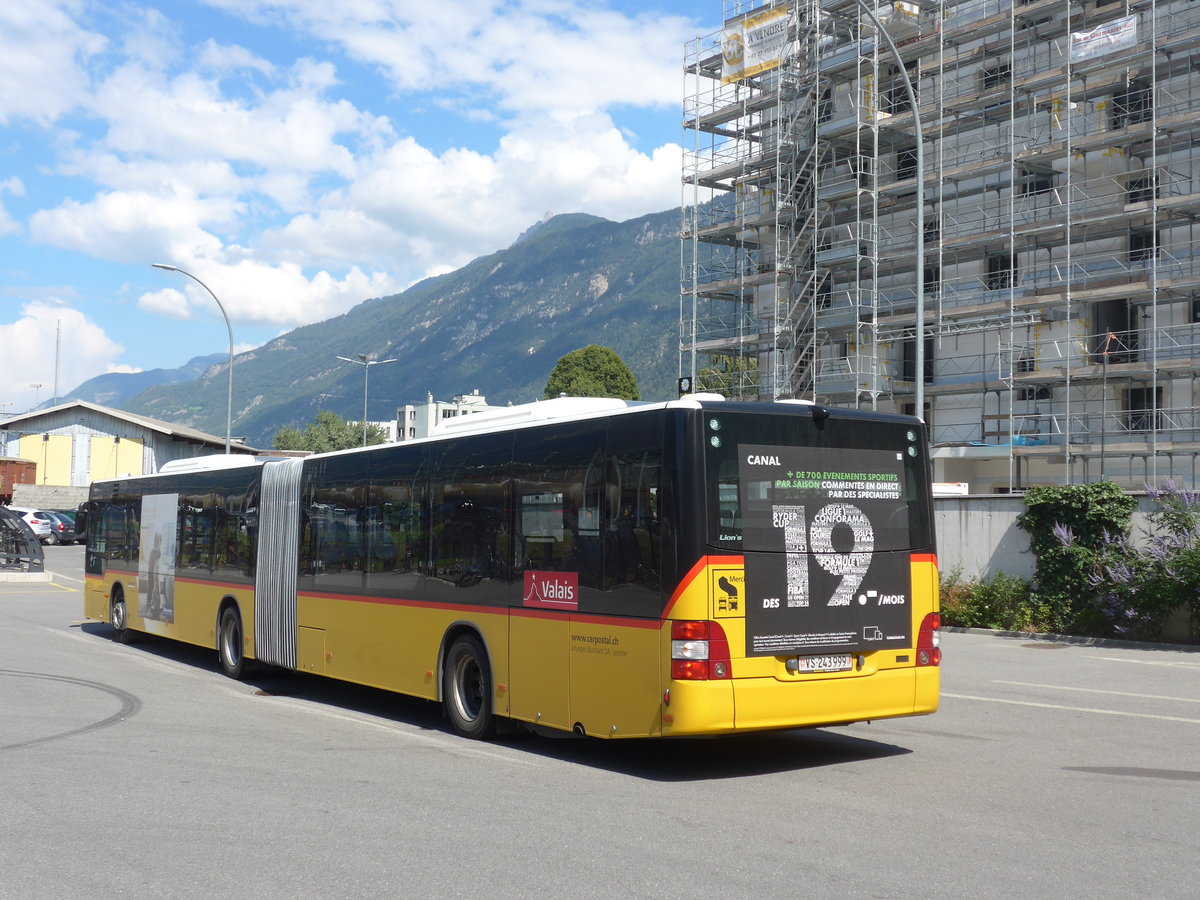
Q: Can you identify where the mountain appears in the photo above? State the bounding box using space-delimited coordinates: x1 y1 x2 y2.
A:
122 208 682 447
62 353 228 408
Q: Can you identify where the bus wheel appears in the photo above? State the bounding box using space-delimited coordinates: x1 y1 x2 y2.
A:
111 588 133 644
217 607 246 680
443 634 495 740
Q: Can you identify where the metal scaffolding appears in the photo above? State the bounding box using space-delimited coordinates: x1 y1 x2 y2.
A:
682 0 1200 490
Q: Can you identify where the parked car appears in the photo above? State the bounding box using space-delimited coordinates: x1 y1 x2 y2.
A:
8 507 53 544
50 509 84 543
40 510 77 545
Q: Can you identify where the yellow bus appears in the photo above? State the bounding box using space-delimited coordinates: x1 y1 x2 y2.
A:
81 396 939 739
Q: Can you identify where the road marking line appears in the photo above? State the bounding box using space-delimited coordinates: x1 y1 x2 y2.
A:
993 680 1200 705
1087 655 1200 670
942 693 1200 725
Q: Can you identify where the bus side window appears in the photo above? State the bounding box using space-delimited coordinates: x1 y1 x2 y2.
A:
606 451 662 593
429 434 512 602
103 504 133 562
302 456 370 591
178 491 216 571
512 421 605 591
213 476 257 580
367 445 429 595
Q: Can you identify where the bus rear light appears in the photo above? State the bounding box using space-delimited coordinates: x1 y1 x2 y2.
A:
672 620 708 641
671 638 709 660
671 659 710 680
917 612 941 667
670 620 731 680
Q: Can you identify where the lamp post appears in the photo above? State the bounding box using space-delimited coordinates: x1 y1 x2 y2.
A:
852 0 927 419
337 354 398 446
153 264 234 453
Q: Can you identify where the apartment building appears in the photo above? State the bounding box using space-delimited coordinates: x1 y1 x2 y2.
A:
395 390 490 442
683 0 1200 491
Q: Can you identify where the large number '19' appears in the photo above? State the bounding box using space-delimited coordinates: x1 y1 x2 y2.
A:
773 503 874 607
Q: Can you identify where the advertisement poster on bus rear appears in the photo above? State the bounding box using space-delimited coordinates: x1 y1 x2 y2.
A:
739 446 911 655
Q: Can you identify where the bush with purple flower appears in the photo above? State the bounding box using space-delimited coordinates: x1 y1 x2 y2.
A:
1069 480 1200 641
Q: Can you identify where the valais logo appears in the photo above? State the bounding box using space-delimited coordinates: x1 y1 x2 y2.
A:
523 571 579 610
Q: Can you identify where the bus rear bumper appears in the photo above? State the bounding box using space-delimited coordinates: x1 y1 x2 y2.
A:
662 667 939 736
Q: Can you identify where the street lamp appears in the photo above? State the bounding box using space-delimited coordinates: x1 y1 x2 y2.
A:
852 0 927 418
153 264 234 453
337 354 398 446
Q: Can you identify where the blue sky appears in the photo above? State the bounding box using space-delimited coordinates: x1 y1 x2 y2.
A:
0 0 718 414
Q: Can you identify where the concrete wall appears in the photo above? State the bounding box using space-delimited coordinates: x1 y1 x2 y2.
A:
11 484 89 512
934 495 1157 582
934 496 1034 580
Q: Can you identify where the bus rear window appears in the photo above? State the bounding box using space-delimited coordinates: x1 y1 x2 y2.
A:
705 411 932 554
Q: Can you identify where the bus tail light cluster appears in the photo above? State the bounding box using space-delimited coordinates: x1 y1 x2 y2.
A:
671 620 732 680
916 612 941 667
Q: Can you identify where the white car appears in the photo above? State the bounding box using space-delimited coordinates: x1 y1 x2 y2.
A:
8 507 53 543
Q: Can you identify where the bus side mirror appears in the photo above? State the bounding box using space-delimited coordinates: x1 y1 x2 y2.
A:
75 504 89 535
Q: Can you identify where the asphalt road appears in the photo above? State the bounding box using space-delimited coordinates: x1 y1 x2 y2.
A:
2 545 1198 899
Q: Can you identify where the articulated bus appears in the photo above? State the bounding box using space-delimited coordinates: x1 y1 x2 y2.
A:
81 396 939 739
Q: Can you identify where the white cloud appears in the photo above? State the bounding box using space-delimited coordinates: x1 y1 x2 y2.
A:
0 205 19 237
0 301 125 411
0 0 106 126
87 61 373 188
137 287 192 319
141 257 402 327
320 114 682 272
201 0 695 116
0 178 25 235
29 188 231 264
106 363 144 374
197 39 276 77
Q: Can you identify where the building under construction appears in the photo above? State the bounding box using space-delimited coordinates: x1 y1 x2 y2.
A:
682 0 1200 491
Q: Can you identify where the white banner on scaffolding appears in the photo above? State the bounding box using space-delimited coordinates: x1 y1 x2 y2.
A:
1069 15 1137 62
721 5 789 84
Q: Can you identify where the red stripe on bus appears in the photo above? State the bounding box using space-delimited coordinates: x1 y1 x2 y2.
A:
568 612 660 629
510 606 660 629
910 553 937 565
662 554 744 618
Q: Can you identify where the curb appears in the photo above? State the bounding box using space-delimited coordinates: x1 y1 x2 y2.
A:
942 625 1200 653
0 571 53 583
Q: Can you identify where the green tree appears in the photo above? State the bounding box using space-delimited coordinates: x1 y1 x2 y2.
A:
272 410 389 452
272 425 307 451
543 345 640 400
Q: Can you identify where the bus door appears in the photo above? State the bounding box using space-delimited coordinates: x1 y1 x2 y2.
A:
509 423 604 730
567 435 665 738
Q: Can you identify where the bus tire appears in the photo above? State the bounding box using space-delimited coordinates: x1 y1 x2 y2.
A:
111 587 134 644
443 634 495 740
217 606 246 680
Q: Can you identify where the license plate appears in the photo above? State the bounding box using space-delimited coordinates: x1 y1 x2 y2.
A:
794 654 853 673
